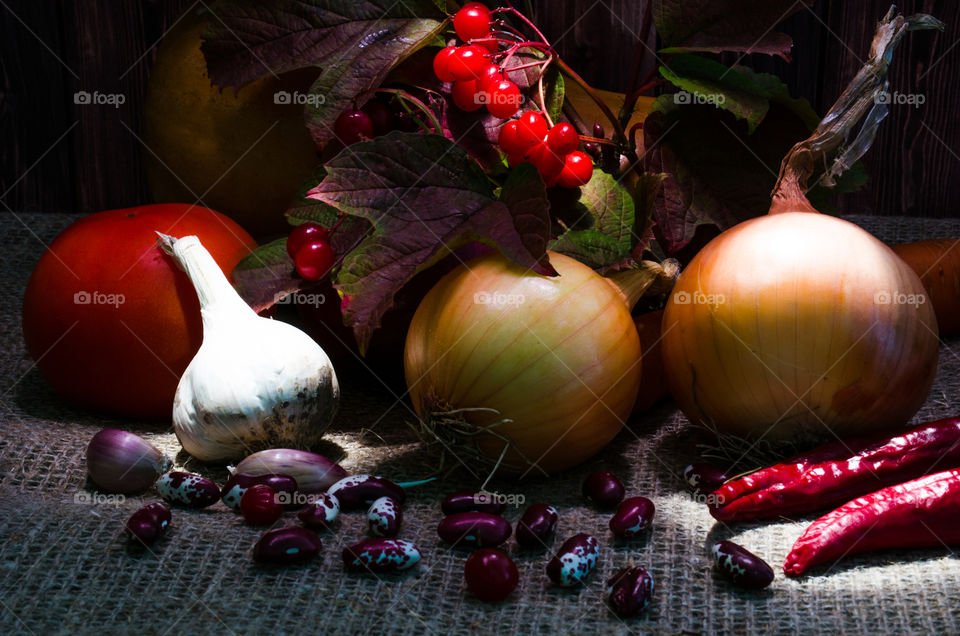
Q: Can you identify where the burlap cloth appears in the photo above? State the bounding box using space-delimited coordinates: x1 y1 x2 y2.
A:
3 212 960 635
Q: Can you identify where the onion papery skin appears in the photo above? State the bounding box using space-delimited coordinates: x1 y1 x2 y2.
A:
404 251 641 474
661 212 939 443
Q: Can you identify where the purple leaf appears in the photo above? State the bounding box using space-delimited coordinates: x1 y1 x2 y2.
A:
307 131 554 351
201 0 445 88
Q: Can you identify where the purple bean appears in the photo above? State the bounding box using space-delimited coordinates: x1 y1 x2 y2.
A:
367 496 402 538
607 566 654 617
712 540 774 589
156 472 219 509
515 503 558 548
441 490 506 516
221 473 298 511
327 474 405 510
297 493 340 530
547 533 599 587
125 502 171 545
609 496 655 538
582 470 625 508
438 512 512 548
684 463 728 494
253 526 322 564
342 539 421 572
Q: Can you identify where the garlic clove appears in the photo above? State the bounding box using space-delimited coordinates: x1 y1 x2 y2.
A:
86 428 172 494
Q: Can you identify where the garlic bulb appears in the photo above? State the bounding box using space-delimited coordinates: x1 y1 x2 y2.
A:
157 233 339 462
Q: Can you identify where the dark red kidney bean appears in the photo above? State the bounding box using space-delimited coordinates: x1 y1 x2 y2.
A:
464 549 519 602
712 540 774 589
684 463 728 494
156 471 219 509
438 512 512 548
240 485 283 526
327 475 405 510
367 496 402 537
297 493 340 529
515 503 558 548
220 473 298 511
125 502 171 545
253 526 322 564
342 539 421 572
609 496 655 538
607 566 654 618
582 470 625 508
546 533 599 587
441 490 506 516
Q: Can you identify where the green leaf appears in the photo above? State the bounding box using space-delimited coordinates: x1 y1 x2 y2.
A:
202 0 446 87
548 170 637 270
659 55 798 133
654 0 814 58
307 131 554 351
232 238 300 313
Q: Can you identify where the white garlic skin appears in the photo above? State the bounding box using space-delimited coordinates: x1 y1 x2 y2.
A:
173 318 339 461
160 234 339 462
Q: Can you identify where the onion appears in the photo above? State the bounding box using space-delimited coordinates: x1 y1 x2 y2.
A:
86 428 172 494
660 12 941 444
404 251 663 476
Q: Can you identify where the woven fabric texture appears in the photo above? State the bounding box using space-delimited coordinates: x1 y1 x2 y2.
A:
2 212 960 635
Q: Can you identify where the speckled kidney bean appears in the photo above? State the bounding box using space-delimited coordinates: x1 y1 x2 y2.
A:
609 496 655 539
253 526 322 564
367 496 402 537
712 540 774 589
156 471 219 508
342 538 421 572
327 475 405 510
546 533 599 587
515 503 558 548
441 490 506 515
220 473 298 511
607 566 654 617
582 470 625 508
684 463 728 494
297 493 340 529
125 502 171 545
437 512 512 548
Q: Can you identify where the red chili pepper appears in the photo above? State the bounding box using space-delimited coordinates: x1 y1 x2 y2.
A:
709 416 960 522
783 468 960 576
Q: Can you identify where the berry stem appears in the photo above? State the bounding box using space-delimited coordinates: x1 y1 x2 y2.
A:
555 57 627 145
375 88 442 135
493 7 552 48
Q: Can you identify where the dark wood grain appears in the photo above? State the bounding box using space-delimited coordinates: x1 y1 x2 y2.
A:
1 0 958 217
0 0 73 213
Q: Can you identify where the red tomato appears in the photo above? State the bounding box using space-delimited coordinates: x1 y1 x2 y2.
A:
21 204 257 419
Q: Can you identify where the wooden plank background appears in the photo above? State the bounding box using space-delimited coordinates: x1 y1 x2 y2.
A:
1 0 958 217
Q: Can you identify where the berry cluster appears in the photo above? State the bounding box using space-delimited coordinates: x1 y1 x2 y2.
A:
286 222 334 281
435 3 593 188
